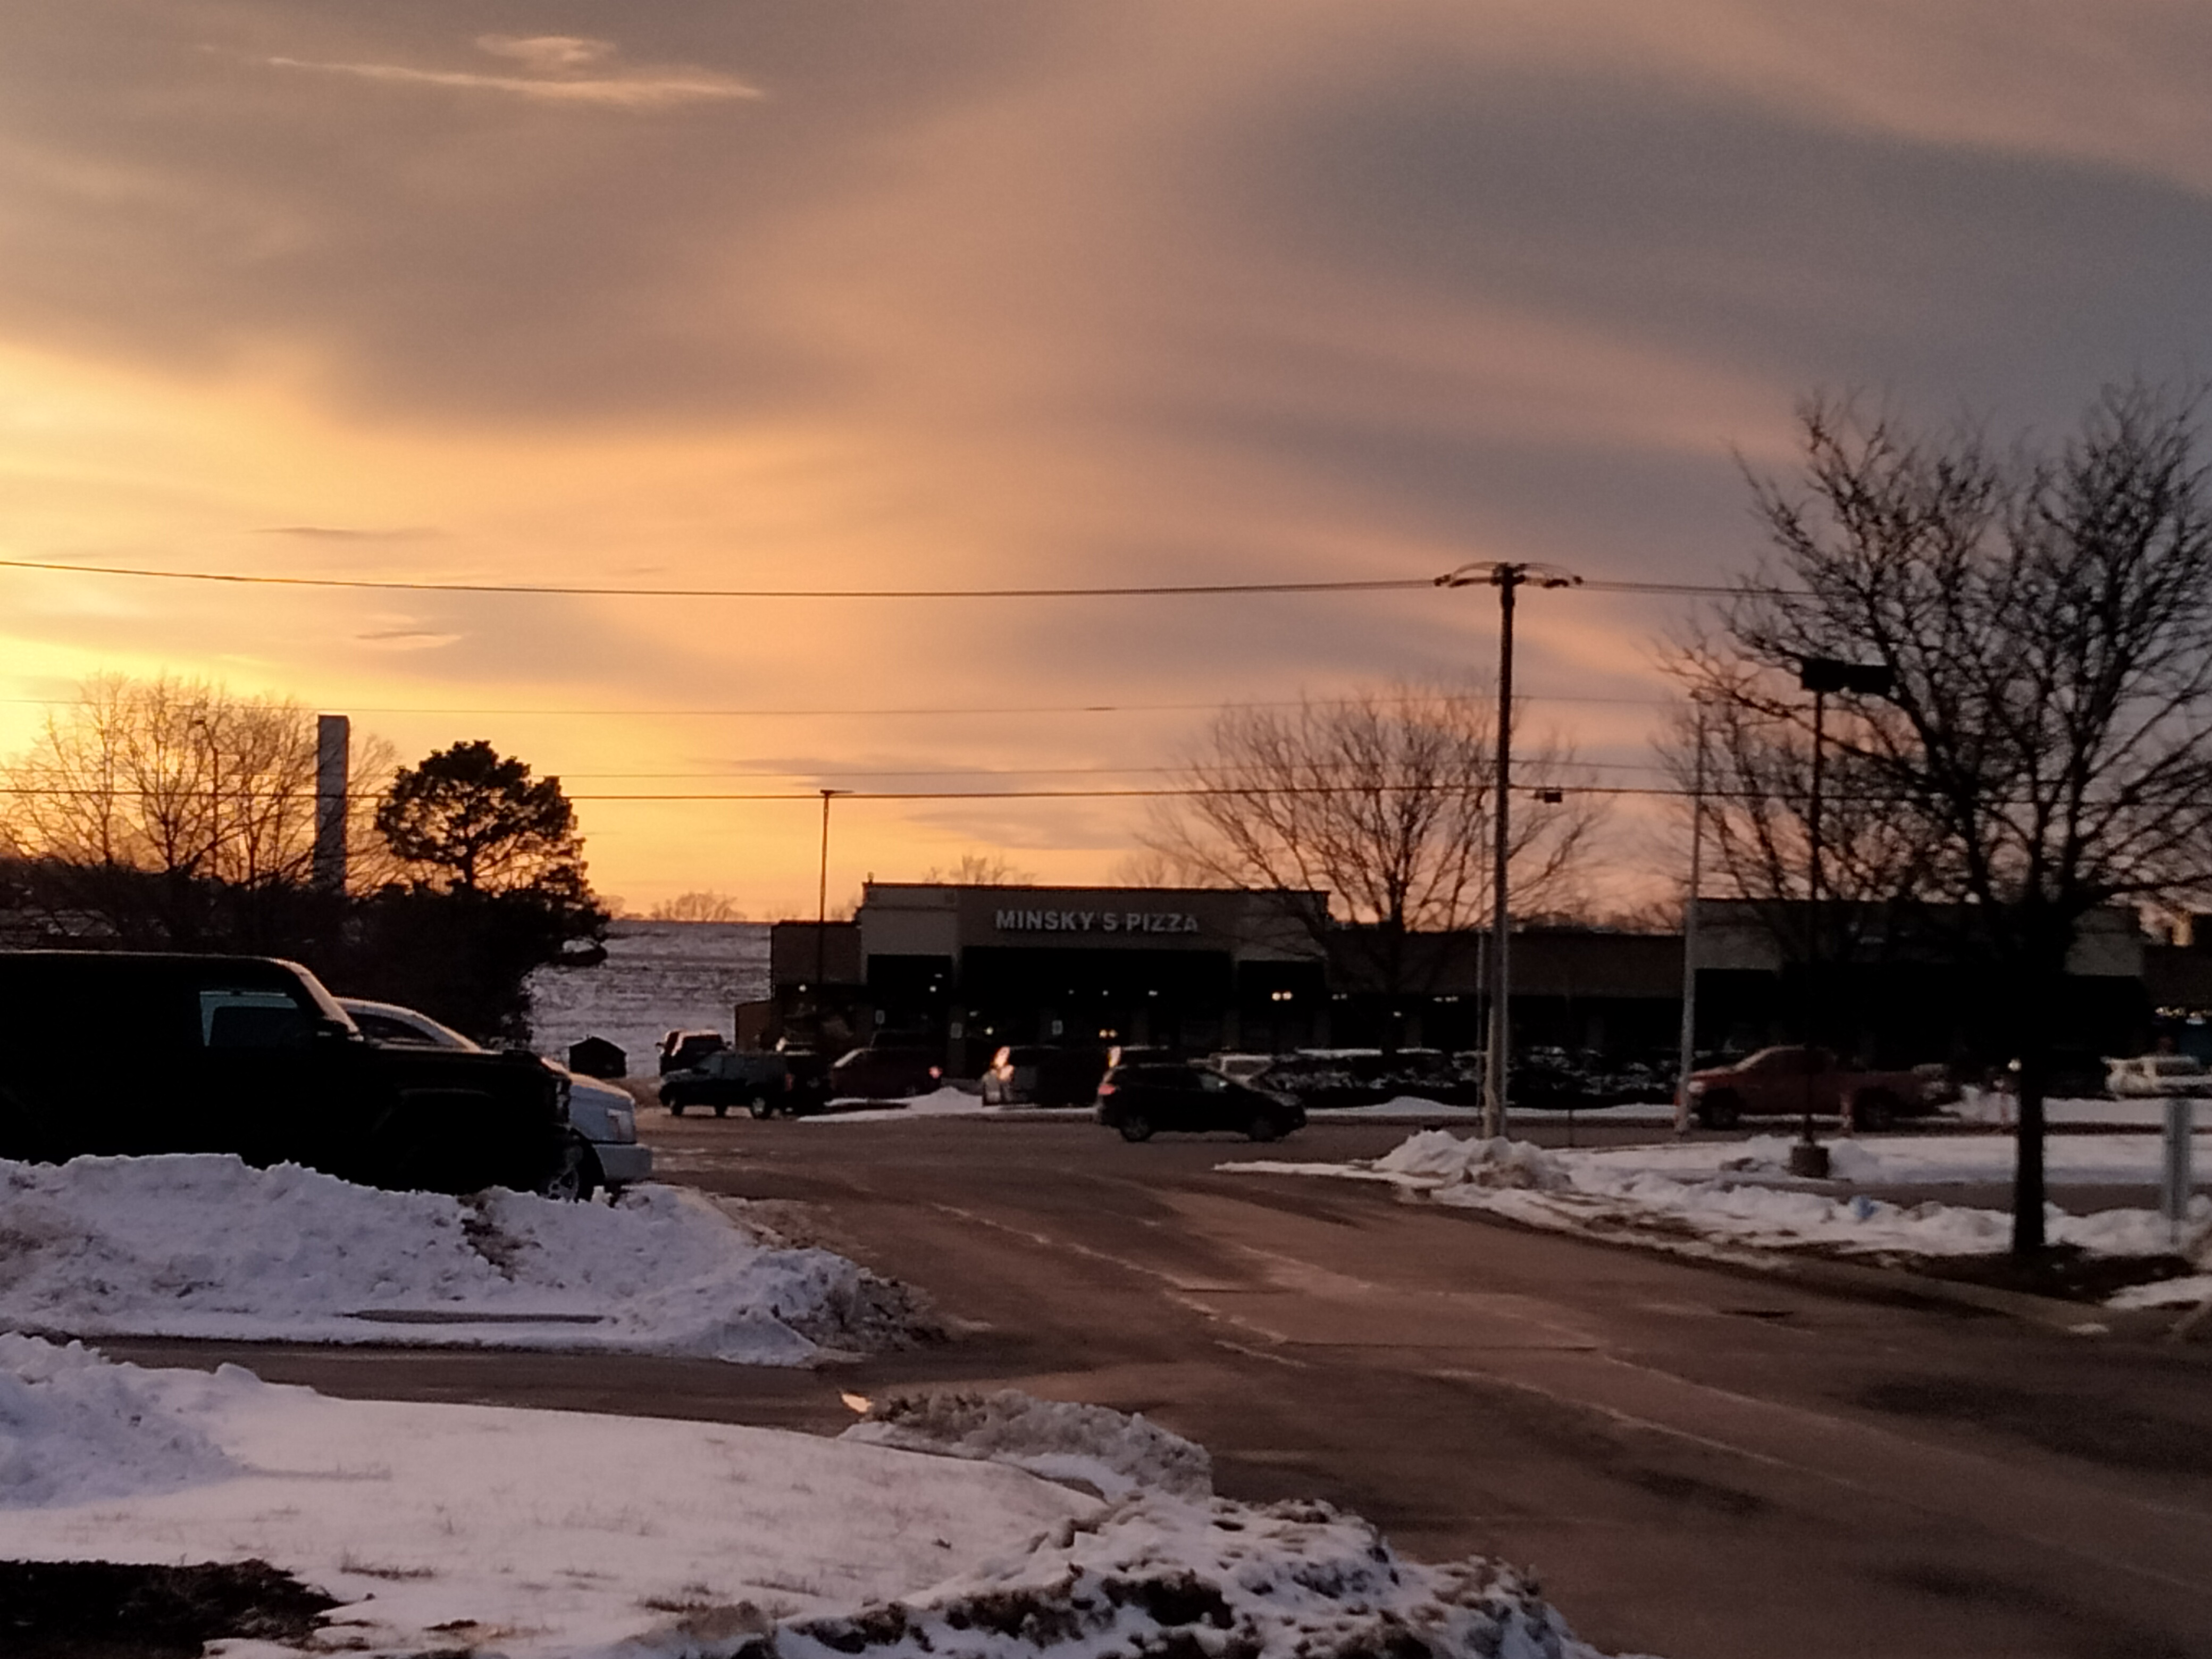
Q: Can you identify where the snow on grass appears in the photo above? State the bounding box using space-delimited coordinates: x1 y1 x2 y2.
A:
0 1154 904 1362
525 919 769 1075
0 1338 1091 1657
1576 1130 2212 1188
842 1390 1213 1501
0 1343 1626 1659
1229 1131 2212 1297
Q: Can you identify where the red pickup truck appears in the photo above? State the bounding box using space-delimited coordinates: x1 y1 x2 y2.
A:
1682 1045 1933 1131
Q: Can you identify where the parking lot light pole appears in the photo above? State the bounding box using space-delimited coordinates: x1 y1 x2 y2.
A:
1791 656 1894 1172
1436 560 1581 1138
1675 699 1708 1137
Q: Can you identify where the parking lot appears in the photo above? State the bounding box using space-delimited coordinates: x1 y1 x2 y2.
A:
110 1108 2212 1659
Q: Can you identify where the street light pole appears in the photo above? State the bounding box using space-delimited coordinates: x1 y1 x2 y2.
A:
1674 701 1708 1137
1792 656 1894 1169
1437 560 1581 1139
1487 571 1517 1139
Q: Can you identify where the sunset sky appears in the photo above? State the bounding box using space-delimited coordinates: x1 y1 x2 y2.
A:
4 2 2210 915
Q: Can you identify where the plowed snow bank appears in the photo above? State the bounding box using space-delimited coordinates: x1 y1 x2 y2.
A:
0 1154 904 1362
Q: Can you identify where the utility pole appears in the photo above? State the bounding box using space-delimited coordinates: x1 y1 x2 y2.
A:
1674 700 1707 1136
1438 560 1580 1139
815 788 848 1000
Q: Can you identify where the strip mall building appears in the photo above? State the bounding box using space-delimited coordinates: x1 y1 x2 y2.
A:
753 884 2169 1073
758 881 1689 1071
764 884 1330 1066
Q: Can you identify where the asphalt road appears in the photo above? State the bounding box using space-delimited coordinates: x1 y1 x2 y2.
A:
113 1113 2212 1659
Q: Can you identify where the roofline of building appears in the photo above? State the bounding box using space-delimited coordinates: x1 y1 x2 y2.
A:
860 881 1328 900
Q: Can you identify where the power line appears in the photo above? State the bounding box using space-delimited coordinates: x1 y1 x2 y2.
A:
0 555 1778 602
0 780 1812 803
0 691 1685 717
0 557 1434 600
557 756 1679 780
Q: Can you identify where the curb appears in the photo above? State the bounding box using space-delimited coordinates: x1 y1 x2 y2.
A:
1278 1171 2206 1340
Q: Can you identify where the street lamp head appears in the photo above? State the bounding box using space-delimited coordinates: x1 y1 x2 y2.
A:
1797 656 1895 697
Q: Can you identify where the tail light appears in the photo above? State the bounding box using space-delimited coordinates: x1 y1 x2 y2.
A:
1097 1081 1117 1097
929 1066 942 1079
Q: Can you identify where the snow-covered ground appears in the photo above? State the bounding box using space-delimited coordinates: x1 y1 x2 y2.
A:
0 1154 908 1362
1954 1089 2198 1128
526 919 769 1074
0 1339 1620 1659
1229 1130 2212 1305
811 1084 1004 1123
1574 1130 2212 1188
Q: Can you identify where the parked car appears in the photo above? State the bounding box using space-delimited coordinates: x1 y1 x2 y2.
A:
338 997 650 1200
0 951 566 1195
828 1045 943 1101
1095 1062 1305 1143
660 1049 830 1118
2106 1053 2212 1097
658 1029 727 1075
981 1044 1111 1107
1681 1045 1937 1130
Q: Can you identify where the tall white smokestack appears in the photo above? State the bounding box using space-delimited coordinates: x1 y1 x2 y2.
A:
314 713 350 893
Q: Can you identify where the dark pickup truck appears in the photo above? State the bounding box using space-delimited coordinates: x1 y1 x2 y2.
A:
0 951 568 1195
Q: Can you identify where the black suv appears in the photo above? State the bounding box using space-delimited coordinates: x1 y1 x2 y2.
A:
1095 1062 1305 1143
0 951 567 1194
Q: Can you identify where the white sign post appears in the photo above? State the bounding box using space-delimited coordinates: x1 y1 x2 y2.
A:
2163 1095 2195 1247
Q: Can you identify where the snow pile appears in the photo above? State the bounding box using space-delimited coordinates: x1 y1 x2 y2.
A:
0 1338 1094 1657
0 1344 1627 1659
525 918 769 1075
1239 1133 2212 1286
843 1390 1213 1501
1376 1129 1572 1189
0 1154 905 1362
771 1493 1608 1659
0 1335 242 1506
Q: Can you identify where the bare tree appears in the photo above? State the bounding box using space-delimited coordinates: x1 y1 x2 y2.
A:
1658 668 1943 962
1685 383 2212 1254
1146 683 1599 1028
919 851 1036 885
2 674 396 941
1104 847 1220 887
650 890 749 921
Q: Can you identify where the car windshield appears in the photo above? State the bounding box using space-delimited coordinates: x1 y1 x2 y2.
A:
341 1001 478 1052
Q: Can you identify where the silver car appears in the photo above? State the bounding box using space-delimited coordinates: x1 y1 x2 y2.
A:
339 998 652 1200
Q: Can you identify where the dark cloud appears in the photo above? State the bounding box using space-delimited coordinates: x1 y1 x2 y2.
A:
5 1 2211 902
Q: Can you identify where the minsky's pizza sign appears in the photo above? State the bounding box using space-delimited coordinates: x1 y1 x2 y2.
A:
993 908 1203 936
